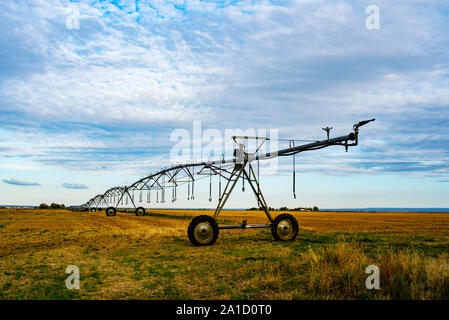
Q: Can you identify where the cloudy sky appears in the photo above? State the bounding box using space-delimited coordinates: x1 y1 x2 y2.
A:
1 0 448 208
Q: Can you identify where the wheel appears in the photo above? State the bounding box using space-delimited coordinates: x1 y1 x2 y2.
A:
90 208 96 213
135 207 145 216
187 215 219 246
106 207 116 216
271 213 299 241
98 208 103 211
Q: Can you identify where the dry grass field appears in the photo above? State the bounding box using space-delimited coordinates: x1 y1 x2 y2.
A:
1 208 449 300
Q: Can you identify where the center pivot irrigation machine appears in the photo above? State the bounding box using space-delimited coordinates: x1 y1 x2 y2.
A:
80 119 375 246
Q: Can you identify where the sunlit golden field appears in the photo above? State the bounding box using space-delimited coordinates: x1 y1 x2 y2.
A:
1 208 449 299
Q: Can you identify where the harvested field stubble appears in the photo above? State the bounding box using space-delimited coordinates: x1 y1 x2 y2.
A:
0 208 448 299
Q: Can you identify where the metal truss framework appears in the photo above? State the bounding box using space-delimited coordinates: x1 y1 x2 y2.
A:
79 119 375 229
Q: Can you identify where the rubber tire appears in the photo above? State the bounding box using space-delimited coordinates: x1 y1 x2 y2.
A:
135 207 146 216
98 208 103 211
271 213 299 241
106 207 116 216
187 215 219 246
90 208 96 213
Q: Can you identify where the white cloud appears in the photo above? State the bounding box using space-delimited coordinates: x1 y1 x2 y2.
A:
0 0 448 181
61 183 88 189
3 178 40 186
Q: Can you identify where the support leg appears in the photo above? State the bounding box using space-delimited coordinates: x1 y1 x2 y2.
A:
244 163 273 223
213 164 245 219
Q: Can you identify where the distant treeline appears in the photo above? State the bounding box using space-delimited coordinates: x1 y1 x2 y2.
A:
248 206 318 211
39 203 65 209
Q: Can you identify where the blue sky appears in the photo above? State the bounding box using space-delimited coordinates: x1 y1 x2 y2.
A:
0 0 448 208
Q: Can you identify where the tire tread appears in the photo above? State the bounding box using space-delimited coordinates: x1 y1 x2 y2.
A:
187 215 219 246
271 213 299 241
